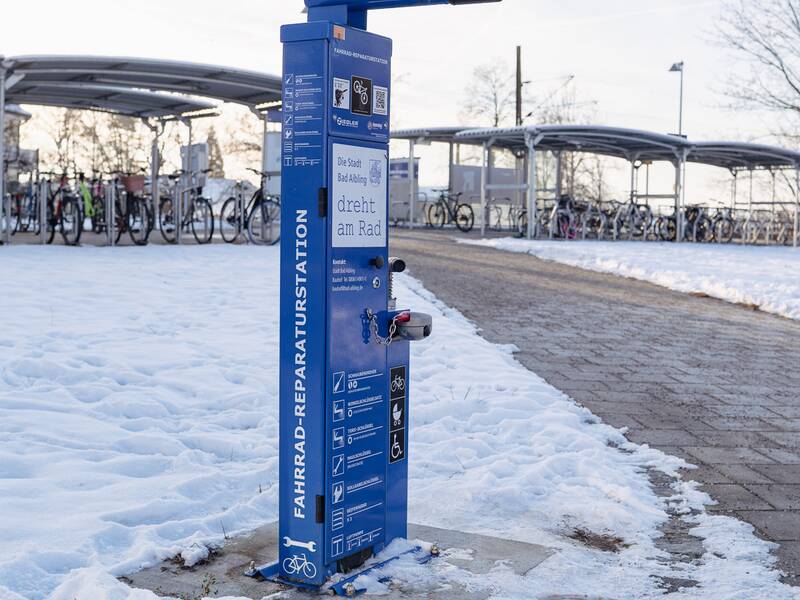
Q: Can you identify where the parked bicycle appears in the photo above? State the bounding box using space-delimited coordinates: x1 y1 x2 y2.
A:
158 170 215 244
39 173 82 246
219 168 281 245
426 189 474 232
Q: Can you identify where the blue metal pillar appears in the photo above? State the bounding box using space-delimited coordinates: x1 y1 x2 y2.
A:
257 0 498 592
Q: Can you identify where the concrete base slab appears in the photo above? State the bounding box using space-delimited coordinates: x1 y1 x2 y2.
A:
122 522 555 599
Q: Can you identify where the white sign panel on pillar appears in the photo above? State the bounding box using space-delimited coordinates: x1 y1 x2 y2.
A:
332 143 387 248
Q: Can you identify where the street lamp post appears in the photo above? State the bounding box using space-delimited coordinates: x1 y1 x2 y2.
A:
669 61 684 136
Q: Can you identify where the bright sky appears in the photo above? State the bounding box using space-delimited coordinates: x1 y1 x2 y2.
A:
2 0 790 203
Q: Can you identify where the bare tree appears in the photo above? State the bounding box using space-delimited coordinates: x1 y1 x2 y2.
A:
224 111 263 164
717 0 800 116
206 126 225 178
42 108 83 172
461 62 515 127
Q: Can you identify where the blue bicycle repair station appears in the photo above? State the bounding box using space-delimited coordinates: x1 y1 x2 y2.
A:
254 0 499 594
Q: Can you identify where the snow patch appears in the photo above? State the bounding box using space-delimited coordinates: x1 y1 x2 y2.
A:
0 245 794 599
464 238 800 321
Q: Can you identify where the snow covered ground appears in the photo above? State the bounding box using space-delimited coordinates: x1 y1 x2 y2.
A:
0 245 796 599
464 239 800 321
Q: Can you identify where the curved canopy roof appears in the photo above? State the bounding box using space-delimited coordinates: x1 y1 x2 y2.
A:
688 141 800 170
5 82 216 119
394 124 800 170
393 127 470 143
4 55 282 108
455 125 690 162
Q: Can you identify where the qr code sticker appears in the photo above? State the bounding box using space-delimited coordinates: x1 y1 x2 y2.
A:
373 85 388 116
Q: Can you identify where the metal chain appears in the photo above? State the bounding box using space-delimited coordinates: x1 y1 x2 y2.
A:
366 309 398 346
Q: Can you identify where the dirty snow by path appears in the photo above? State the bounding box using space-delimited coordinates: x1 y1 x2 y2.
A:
0 245 795 600
464 238 800 321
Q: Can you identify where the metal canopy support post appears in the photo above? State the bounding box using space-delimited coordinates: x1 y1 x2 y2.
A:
526 135 537 240
145 119 162 228
629 158 637 202
178 119 192 245
673 157 682 242
480 141 488 236
770 169 777 218
39 179 47 244
447 141 454 192
107 181 116 247
554 150 563 199
550 151 563 239
795 166 799 248
261 113 269 175
0 59 7 245
407 139 415 228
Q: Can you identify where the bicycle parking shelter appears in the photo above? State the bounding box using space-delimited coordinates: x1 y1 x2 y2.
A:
0 55 283 245
394 125 800 246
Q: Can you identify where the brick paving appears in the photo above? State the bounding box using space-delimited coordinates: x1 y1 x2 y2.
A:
391 228 800 584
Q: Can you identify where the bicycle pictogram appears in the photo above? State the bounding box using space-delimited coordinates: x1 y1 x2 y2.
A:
283 553 317 579
391 373 405 393
353 79 369 105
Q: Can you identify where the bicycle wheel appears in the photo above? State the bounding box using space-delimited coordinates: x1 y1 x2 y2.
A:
60 198 83 246
693 216 713 243
191 198 214 244
264 199 281 245
714 218 734 243
219 197 243 243
516 211 528 237
159 198 176 244
488 205 502 231
128 198 151 246
113 200 125 245
455 203 475 233
428 203 446 228
247 199 279 245
91 199 106 234
301 561 317 579
660 217 677 242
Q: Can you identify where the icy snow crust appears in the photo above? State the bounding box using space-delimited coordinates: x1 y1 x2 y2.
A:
0 245 795 599
464 238 800 321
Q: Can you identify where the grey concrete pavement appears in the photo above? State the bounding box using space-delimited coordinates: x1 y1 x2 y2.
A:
125 522 555 599
391 228 800 585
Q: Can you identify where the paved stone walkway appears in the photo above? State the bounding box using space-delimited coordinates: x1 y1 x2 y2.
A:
391 228 800 585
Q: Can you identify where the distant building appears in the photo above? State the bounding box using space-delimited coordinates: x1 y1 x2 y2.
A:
3 105 36 190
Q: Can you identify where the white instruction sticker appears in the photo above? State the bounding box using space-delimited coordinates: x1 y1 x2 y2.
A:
332 143 387 248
